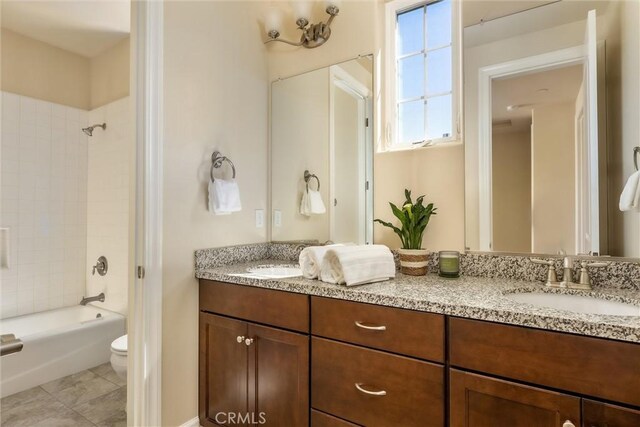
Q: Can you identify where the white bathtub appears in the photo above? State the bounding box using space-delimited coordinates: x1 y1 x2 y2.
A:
0 305 125 398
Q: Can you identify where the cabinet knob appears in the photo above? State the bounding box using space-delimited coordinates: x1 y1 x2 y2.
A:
245 338 254 346
236 335 245 343
562 421 576 427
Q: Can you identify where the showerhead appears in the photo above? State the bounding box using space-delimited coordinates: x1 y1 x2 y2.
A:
82 123 107 136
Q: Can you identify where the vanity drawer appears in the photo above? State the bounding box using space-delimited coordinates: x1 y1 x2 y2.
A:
311 410 360 427
311 337 444 427
449 318 640 407
582 399 640 426
311 296 444 362
199 280 309 333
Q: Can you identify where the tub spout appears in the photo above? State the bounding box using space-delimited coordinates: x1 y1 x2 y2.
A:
80 293 105 306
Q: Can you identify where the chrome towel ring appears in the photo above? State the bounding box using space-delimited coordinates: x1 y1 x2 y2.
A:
634 146 639 171
210 151 236 182
304 170 320 191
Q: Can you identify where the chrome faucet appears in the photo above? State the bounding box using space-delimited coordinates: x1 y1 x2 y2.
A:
558 256 609 290
80 292 105 306
92 256 108 276
560 256 574 288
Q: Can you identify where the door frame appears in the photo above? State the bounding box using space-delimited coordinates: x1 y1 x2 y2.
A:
476 45 584 251
129 1 164 426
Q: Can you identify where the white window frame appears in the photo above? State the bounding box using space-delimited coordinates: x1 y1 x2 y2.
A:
384 0 462 151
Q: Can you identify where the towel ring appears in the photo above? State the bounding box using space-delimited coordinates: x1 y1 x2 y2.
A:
210 151 236 182
304 170 320 191
634 146 640 171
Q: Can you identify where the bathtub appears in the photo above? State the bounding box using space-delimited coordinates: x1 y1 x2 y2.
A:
0 305 125 398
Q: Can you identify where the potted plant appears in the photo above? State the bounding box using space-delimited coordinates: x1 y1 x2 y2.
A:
374 190 437 276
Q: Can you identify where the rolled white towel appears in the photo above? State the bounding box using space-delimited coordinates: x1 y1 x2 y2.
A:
299 244 345 279
619 171 640 212
320 245 395 286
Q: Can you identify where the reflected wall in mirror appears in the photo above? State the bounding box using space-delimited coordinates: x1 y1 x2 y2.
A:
464 0 640 257
271 56 373 244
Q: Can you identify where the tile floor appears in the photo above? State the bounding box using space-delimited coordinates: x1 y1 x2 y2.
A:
1 363 126 427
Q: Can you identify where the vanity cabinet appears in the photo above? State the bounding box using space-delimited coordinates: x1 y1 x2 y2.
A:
582 400 640 427
199 281 309 427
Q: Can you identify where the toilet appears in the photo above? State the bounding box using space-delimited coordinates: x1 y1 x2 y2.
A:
110 334 128 379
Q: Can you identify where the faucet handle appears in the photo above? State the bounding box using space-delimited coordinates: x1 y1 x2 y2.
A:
530 258 559 286
576 261 610 289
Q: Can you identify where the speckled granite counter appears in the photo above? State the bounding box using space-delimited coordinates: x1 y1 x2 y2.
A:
196 259 640 344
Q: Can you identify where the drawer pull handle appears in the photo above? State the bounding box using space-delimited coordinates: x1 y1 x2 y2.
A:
236 335 245 344
562 421 575 427
355 321 386 331
355 383 387 396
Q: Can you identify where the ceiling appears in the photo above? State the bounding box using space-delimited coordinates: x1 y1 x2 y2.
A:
492 64 584 133
462 0 557 28
1 0 130 58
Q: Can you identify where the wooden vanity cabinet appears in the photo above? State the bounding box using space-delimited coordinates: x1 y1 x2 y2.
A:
199 281 309 427
449 369 581 427
582 400 640 427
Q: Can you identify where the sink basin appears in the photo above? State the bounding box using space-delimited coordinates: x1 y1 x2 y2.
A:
227 265 303 280
505 292 640 316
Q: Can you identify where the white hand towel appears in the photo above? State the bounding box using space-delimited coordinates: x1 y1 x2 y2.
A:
320 245 395 286
308 189 326 214
619 171 640 212
300 190 311 216
299 244 344 279
209 179 242 215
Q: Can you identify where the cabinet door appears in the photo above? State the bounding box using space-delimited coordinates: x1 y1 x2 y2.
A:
583 399 640 427
199 313 248 427
450 369 580 427
248 323 309 427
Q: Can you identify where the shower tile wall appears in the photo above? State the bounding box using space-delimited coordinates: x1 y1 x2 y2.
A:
1 92 88 319
85 97 130 315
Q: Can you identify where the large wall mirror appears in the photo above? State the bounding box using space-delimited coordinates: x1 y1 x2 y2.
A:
464 0 639 257
271 55 374 244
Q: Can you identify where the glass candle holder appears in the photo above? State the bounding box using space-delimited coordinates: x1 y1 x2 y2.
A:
439 251 460 278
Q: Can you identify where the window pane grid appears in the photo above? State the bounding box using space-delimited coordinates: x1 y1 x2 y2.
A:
394 0 453 145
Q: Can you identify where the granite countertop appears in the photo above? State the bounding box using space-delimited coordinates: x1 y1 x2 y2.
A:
196 259 640 344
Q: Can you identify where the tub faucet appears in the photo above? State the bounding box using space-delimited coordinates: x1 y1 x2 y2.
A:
80 293 105 306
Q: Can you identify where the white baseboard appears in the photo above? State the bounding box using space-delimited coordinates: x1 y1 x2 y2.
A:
179 416 201 427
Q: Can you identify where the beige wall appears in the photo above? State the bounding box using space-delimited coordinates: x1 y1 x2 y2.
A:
1 28 91 109
1 28 130 110
492 130 532 253
90 38 130 109
605 0 640 257
162 1 269 425
531 103 576 254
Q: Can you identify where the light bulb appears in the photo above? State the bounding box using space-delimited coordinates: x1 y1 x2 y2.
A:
264 6 283 37
291 0 312 22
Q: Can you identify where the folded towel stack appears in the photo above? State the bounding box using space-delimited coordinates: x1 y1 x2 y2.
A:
619 171 640 212
299 244 395 286
208 179 242 215
300 189 326 216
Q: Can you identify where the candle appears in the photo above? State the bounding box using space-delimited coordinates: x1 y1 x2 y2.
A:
439 251 460 278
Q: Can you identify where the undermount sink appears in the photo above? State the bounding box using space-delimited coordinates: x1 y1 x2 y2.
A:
228 265 303 280
505 292 640 316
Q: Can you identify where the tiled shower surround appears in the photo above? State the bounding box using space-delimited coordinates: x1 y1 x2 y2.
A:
0 92 130 319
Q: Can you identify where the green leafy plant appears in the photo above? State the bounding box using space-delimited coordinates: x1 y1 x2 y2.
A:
374 189 437 250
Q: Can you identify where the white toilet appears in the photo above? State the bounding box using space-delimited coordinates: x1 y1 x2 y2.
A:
110 334 128 379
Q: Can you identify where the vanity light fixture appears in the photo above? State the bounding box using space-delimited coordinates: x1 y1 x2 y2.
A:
264 0 340 48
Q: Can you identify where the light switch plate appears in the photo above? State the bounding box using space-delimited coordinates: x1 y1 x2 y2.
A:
273 210 282 227
255 209 264 228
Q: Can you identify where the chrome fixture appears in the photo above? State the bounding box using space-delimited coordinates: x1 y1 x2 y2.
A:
304 170 320 191
80 292 105 306
530 258 560 287
82 123 106 136
264 1 340 49
573 260 610 290
92 256 108 276
1 334 23 357
210 151 236 182
355 383 387 396
634 146 639 171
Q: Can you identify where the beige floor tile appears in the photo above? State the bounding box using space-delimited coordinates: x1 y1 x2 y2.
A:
90 363 126 387
51 377 119 408
1 394 66 427
0 386 50 412
41 370 98 394
95 410 127 427
29 407 95 427
73 387 127 424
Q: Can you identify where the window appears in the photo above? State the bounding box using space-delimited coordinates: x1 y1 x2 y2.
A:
385 0 460 149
